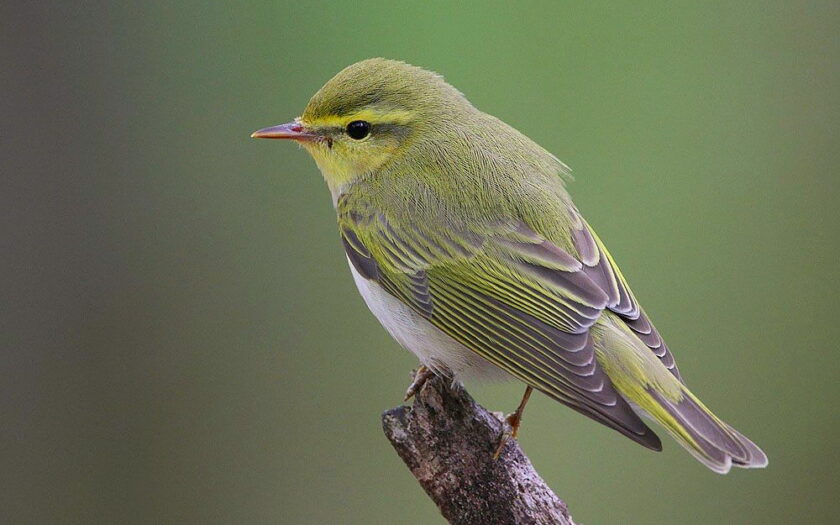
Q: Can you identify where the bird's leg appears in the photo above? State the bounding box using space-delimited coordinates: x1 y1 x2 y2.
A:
493 386 534 459
506 385 534 439
404 365 435 401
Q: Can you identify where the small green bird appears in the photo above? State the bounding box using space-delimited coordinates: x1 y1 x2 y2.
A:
252 58 767 473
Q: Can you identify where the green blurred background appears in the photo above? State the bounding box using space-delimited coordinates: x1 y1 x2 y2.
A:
3 1 838 523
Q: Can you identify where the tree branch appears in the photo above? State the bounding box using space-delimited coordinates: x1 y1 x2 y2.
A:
381 375 576 525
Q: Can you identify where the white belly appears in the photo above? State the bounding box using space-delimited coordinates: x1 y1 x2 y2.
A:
348 260 508 382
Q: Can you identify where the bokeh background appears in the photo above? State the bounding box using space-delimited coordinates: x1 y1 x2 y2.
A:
3 1 839 523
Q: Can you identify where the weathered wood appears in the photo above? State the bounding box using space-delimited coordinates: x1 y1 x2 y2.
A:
382 375 576 525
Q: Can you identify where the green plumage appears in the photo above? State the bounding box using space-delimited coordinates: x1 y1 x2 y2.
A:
260 58 767 473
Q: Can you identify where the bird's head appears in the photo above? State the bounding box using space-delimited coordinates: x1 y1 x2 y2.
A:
251 58 471 193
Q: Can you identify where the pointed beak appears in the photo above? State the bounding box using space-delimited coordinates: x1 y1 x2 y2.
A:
250 121 317 141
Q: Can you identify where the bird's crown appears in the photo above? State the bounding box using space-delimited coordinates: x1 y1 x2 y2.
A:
302 58 469 124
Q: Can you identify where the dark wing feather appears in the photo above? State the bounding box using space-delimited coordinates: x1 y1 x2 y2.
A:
337 198 662 450
570 210 682 380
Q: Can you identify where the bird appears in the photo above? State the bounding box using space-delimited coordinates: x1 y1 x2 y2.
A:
251 58 768 474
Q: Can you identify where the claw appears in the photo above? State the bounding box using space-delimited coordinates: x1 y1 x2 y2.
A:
404 365 435 401
493 430 512 460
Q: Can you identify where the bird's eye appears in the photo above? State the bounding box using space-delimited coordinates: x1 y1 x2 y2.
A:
346 120 371 140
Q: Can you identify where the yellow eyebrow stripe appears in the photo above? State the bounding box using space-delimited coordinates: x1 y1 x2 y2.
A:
303 108 415 128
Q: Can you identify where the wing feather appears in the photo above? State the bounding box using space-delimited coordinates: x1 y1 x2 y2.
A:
338 198 661 449
570 210 682 380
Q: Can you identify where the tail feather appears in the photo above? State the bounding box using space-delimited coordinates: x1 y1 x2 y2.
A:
644 387 768 474
726 425 769 468
594 313 767 473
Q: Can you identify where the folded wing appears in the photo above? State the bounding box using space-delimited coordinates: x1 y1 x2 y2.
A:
569 210 681 380
338 195 662 450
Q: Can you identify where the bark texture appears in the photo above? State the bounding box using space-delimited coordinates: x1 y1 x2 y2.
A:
381 375 576 525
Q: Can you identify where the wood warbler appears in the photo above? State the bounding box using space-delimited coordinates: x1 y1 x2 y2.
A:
252 58 767 473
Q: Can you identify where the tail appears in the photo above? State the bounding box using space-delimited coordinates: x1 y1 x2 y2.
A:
594 313 768 473
636 385 768 474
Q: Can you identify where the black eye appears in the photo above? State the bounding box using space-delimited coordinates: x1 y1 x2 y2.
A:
346 120 371 140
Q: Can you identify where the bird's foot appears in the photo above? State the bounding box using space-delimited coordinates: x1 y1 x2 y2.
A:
404 365 435 401
492 386 533 459
492 412 524 459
